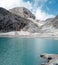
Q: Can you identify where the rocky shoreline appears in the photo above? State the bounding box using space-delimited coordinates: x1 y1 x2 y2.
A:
0 31 58 39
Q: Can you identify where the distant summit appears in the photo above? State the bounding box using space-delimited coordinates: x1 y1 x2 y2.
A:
9 7 35 19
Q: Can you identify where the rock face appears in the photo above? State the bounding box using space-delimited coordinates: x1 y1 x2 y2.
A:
39 18 55 33
0 7 40 33
23 18 40 33
0 7 30 32
9 7 35 19
45 18 53 23
1 7 57 33
51 15 58 28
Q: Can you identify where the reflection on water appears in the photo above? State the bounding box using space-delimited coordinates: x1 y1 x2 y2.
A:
0 38 58 65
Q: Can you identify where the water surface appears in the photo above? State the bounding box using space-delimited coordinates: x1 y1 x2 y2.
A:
0 38 58 65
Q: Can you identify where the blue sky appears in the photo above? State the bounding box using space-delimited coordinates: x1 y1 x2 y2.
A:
24 0 58 15
42 0 58 15
0 0 58 20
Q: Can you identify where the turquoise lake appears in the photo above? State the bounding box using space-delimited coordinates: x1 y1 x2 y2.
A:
0 38 58 65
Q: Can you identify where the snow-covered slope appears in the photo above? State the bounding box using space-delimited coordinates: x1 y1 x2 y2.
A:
39 18 57 33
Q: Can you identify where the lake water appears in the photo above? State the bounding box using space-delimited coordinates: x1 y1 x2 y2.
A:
0 37 58 65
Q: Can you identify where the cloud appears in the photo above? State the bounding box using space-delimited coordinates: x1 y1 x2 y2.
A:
0 0 32 10
33 0 47 9
34 0 47 4
32 0 54 20
35 8 54 20
46 6 50 11
49 1 52 4
0 0 55 20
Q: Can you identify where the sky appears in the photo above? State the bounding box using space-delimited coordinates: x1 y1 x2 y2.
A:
0 0 58 20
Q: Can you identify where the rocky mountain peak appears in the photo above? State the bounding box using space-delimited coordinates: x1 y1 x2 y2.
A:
0 7 11 16
9 7 35 19
0 7 58 34
0 7 40 33
0 7 31 32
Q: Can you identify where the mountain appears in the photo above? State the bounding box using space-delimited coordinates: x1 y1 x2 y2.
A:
9 7 40 33
22 18 40 33
41 15 58 33
0 7 58 34
40 18 55 33
51 15 58 28
0 7 40 33
45 18 54 22
0 7 30 32
9 7 35 19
